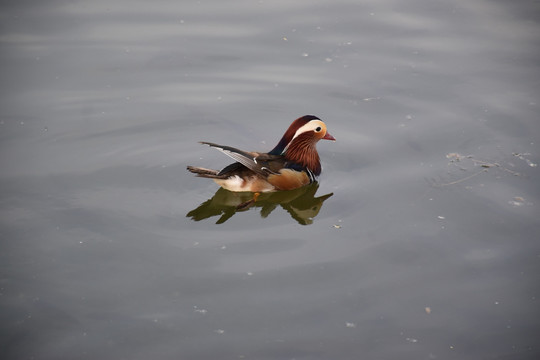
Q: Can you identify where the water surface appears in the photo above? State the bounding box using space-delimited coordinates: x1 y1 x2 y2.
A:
1 1 539 359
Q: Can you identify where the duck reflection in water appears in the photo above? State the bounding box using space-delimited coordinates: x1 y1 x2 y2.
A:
186 182 333 225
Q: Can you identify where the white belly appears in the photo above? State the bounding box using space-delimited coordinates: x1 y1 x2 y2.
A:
213 175 275 192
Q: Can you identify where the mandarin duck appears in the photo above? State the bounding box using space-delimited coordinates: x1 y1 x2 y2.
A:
187 115 335 193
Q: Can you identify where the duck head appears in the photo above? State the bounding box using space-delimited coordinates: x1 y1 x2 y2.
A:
269 115 335 176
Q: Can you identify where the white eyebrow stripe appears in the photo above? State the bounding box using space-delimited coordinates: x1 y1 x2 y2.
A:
283 120 324 153
291 122 314 141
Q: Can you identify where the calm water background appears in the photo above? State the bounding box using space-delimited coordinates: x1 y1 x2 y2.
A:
1 0 539 359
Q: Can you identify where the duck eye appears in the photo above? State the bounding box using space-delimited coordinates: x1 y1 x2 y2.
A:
315 127 322 132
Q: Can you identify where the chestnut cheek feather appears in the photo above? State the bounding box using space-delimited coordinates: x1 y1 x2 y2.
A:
284 133 322 175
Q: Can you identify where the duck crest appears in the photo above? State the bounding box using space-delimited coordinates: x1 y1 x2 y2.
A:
269 115 320 155
284 132 321 176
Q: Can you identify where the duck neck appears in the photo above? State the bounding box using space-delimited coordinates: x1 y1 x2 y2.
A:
284 134 321 176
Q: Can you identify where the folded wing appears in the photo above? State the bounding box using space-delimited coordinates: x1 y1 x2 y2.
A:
200 142 282 177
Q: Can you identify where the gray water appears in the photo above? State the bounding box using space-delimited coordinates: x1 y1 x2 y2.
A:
1 1 539 359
